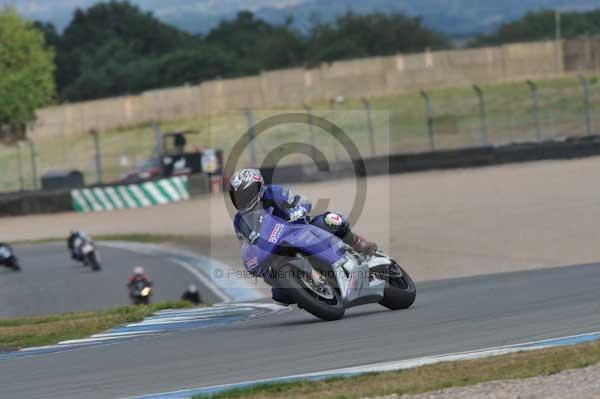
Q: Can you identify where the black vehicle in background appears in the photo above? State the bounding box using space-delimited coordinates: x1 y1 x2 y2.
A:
0 243 21 271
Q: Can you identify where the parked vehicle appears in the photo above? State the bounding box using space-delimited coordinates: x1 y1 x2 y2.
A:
241 208 416 321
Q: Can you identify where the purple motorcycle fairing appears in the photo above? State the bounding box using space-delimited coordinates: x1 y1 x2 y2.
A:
241 209 346 273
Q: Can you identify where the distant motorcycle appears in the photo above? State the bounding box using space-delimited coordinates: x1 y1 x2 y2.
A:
74 237 101 271
0 243 21 271
129 280 152 305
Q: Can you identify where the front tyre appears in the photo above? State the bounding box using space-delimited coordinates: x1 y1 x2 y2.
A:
88 253 101 271
9 258 21 272
379 263 416 310
277 264 345 321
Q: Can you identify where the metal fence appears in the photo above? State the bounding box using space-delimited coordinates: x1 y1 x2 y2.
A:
1 75 599 193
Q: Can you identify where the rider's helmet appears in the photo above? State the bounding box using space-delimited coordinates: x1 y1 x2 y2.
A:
188 284 197 293
228 169 265 212
134 266 144 275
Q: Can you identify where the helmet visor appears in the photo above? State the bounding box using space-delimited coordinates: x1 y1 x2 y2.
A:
229 183 260 211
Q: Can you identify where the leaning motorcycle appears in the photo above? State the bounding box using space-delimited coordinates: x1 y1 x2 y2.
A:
0 243 21 271
74 237 101 271
129 280 152 305
242 208 416 321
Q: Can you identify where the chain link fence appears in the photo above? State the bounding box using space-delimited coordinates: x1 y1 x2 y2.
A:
1 75 599 193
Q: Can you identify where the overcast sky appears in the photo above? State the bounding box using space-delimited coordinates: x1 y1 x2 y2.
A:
6 0 302 29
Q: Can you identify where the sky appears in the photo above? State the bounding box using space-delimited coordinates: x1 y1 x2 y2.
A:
5 0 302 29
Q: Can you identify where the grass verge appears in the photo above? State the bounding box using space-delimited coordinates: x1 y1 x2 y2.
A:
11 233 188 246
195 340 600 399
0 301 194 351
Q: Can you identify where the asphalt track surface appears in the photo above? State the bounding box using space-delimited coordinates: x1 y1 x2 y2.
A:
0 243 198 318
1 261 600 398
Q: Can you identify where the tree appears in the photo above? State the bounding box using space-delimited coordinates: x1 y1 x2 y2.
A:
57 0 194 98
306 12 450 65
0 8 55 140
206 11 306 71
471 9 600 46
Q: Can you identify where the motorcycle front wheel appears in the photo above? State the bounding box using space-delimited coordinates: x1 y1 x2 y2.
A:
379 263 416 310
277 263 345 321
87 253 101 271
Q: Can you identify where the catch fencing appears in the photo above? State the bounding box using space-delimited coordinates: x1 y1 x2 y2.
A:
3 38 600 193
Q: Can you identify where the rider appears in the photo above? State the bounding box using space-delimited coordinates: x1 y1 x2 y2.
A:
67 230 90 260
181 284 201 304
228 168 377 304
127 266 152 290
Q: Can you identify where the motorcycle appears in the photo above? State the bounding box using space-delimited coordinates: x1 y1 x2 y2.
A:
129 280 153 305
242 208 416 321
0 243 21 271
74 237 101 271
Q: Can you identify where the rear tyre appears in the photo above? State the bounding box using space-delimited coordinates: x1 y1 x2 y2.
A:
379 263 416 310
277 264 345 321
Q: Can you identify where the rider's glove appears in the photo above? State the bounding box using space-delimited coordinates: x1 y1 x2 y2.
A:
288 206 307 222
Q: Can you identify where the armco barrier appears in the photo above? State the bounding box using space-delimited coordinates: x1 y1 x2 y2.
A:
0 190 72 217
71 176 189 212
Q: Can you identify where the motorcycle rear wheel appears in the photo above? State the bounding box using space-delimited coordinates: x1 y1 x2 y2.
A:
277 263 345 321
379 263 416 310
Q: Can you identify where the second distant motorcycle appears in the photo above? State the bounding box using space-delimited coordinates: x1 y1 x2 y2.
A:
0 243 21 271
68 231 101 271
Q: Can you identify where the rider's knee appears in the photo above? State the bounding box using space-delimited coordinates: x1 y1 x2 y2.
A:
312 212 350 237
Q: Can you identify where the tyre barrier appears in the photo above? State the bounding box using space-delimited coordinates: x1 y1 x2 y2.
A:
71 176 189 212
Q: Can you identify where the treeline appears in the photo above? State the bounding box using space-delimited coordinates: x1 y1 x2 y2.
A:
472 9 600 46
34 1 450 102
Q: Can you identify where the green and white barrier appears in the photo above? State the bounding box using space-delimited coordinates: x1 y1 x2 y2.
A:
71 176 189 212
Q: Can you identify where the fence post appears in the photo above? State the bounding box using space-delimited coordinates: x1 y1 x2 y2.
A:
420 90 435 151
244 110 257 168
303 104 317 160
16 142 24 191
473 85 489 146
526 80 542 141
90 129 102 184
27 140 38 190
153 122 163 157
578 75 593 136
329 98 340 161
361 98 376 156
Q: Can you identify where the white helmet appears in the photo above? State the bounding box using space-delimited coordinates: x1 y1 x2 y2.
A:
134 266 144 275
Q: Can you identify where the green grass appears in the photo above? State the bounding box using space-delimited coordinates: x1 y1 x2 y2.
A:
193 340 600 399
0 301 195 351
11 233 188 246
2 74 600 192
